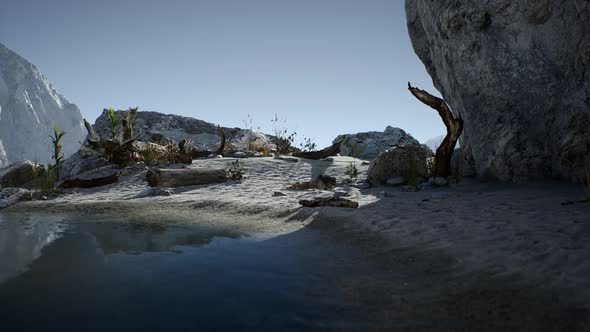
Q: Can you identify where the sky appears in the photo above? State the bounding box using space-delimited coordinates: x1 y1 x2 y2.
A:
0 0 443 148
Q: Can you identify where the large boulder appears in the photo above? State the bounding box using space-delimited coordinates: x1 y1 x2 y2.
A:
0 161 35 189
334 126 421 160
0 188 31 209
0 43 86 166
367 145 433 185
406 1 590 182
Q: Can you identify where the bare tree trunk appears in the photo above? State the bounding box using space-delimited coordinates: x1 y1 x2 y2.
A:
408 82 463 178
292 139 343 160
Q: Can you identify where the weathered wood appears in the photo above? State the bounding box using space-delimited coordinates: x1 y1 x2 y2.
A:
299 196 359 208
408 82 463 178
61 169 119 188
292 139 343 160
191 125 227 158
146 167 227 187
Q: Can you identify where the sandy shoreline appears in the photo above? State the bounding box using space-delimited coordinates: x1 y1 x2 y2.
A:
4 156 590 328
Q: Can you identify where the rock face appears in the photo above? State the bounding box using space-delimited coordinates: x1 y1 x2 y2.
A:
334 126 421 160
92 109 257 152
367 145 433 185
0 43 86 166
406 1 590 182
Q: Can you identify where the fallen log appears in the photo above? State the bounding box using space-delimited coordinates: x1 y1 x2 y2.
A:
299 196 359 209
146 167 227 187
61 168 119 189
292 139 343 160
408 82 463 178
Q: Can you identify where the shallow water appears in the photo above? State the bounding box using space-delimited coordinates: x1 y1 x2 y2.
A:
1 212 588 332
0 212 381 331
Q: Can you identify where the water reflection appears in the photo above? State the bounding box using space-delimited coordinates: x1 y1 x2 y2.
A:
0 213 66 283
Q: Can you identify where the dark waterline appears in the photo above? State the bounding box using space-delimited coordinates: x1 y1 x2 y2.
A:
0 213 378 331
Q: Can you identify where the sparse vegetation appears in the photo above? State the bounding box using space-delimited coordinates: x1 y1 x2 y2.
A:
345 160 359 182
226 159 244 180
242 114 261 152
140 144 157 166
50 124 66 180
106 107 122 141
123 107 140 141
32 162 56 196
163 140 179 163
300 137 317 152
271 114 296 154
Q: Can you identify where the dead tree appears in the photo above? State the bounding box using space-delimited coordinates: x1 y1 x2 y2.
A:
83 116 141 165
292 138 343 160
408 82 463 178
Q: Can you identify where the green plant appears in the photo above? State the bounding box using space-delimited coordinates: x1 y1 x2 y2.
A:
50 124 66 180
140 144 157 166
345 160 359 182
32 163 56 196
106 107 122 141
123 107 140 141
271 114 297 154
226 159 244 180
300 137 317 152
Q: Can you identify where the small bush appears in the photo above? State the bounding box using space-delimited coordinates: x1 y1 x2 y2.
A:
300 137 317 152
163 140 179 163
50 124 66 180
242 114 261 151
345 161 359 182
32 163 56 196
226 159 244 180
140 144 157 166
271 114 297 154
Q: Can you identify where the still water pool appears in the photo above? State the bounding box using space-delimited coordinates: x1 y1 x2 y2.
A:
0 213 381 331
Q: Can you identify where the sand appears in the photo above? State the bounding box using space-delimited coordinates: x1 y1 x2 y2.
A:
4 156 590 329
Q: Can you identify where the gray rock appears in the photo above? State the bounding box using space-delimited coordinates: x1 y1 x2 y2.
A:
134 187 174 198
406 1 590 182
272 191 287 197
0 161 35 189
386 177 406 186
367 145 433 185
429 177 449 186
0 188 31 209
334 126 422 160
0 43 86 166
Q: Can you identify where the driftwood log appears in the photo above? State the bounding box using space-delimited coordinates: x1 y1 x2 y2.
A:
61 169 119 189
146 167 227 187
408 82 463 178
299 196 359 209
84 115 141 165
192 126 226 158
292 138 343 160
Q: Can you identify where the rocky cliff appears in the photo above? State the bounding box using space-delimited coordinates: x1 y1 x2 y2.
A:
0 43 86 167
406 1 590 182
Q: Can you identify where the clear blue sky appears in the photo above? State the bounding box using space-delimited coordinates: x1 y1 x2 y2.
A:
0 0 443 147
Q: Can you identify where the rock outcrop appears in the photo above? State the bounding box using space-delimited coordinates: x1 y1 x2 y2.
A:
333 126 421 160
0 161 35 189
367 145 433 185
92 109 263 152
406 1 590 182
0 43 86 166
